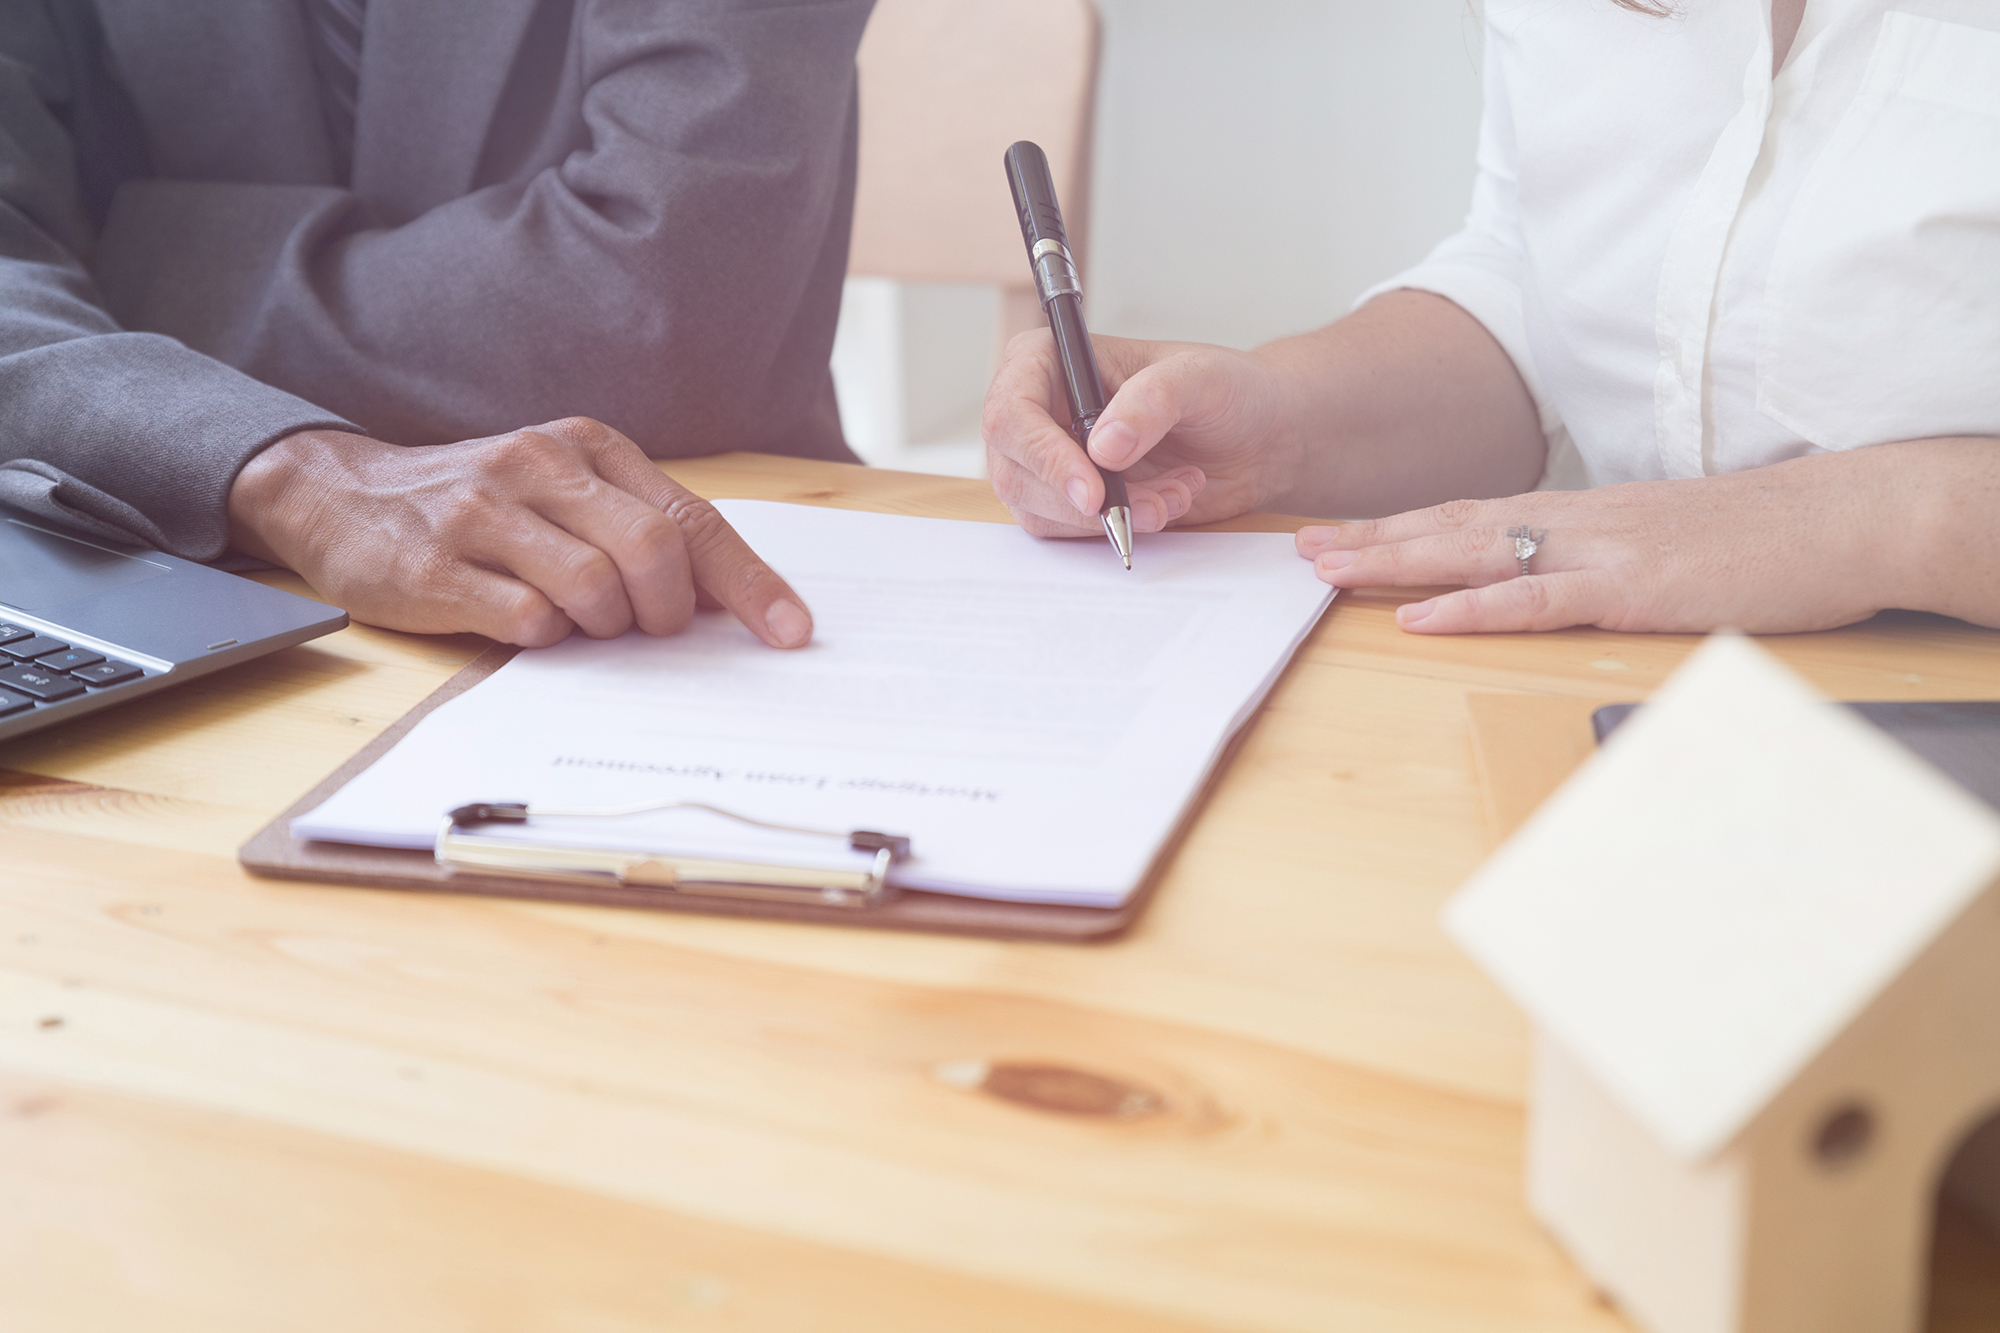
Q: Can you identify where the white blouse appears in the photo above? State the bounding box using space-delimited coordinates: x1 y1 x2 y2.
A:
1364 0 2000 491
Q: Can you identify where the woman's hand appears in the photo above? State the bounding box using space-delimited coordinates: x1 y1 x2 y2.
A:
982 329 1300 538
1297 439 2000 634
228 417 815 648
982 291 1548 539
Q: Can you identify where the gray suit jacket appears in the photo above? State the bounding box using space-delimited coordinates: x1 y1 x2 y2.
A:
0 0 870 560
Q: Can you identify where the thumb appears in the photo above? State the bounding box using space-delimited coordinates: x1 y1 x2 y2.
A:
1086 348 1233 472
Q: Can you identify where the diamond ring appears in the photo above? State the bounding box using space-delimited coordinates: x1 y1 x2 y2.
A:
1507 526 1546 578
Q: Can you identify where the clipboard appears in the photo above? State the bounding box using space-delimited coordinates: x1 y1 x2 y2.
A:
239 644 1225 942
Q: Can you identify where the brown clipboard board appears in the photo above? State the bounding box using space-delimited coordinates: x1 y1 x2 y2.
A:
240 644 1229 943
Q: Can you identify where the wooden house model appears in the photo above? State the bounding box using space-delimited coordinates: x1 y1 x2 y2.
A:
1445 635 2000 1333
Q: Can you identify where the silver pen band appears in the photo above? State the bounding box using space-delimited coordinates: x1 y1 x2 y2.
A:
1032 238 1082 305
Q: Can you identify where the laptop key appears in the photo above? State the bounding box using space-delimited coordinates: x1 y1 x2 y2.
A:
37 647 104 672
0 687 33 716
70 659 144 686
4 634 67 660
0 664 85 701
0 623 33 646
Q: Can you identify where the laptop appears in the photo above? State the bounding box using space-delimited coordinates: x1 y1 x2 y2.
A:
0 510 348 742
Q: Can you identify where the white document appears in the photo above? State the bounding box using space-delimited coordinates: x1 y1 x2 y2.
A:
293 500 1335 907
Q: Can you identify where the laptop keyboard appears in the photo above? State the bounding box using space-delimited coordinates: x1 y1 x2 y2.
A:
0 621 154 719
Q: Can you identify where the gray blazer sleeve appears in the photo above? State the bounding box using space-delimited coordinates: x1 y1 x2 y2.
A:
0 2 354 560
93 0 870 464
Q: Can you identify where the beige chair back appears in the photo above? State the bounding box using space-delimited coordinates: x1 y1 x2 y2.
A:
849 0 1101 342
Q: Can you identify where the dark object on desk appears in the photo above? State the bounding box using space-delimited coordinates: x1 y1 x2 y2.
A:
240 645 1219 942
1592 701 2000 813
1004 140 1134 570
0 510 346 742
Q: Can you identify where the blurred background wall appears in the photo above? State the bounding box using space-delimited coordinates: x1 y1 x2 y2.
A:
831 0 1487 476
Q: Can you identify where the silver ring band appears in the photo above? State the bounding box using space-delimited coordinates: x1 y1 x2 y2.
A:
1507 526 1546 578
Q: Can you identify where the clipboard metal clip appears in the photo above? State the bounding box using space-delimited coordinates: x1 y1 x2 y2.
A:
435 800 911 911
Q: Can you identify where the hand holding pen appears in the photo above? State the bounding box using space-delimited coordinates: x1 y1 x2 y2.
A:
994 143 1214 554
1003 143 1139 567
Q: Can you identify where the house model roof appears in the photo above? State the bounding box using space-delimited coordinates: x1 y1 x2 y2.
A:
1445 635 2000 1161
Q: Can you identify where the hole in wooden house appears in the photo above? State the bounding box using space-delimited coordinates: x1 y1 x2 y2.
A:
1927 1108 2000 1332
1811 1100 1875 1169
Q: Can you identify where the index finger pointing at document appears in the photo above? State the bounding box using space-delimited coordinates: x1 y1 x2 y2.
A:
662 489 816 650
570 420 815 650
226 417 815 651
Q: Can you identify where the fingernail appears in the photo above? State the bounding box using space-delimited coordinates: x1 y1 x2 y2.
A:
1399 599 1436 625
1065 478 1091 513
1092 420 1140 466
1297 525 1337 550
765 598 811 647
1315 549 1357 572
1164 488 1189 520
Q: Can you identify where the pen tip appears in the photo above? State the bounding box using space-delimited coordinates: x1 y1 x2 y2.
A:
1102 505 1135 572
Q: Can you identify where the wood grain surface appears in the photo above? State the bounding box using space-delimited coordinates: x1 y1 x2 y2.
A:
3 453 1997 1332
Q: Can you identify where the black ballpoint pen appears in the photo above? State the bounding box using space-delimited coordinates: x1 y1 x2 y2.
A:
1004 140 1134 570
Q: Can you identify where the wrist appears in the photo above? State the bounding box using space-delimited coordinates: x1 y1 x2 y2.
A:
227 429 374 567
1241 340 1321 510
1861 437 1994 622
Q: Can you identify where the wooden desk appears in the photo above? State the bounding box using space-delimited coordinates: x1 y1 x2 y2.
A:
3 455 1996 1332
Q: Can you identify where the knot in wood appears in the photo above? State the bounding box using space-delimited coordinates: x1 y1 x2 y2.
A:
976 1062 1164 1120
